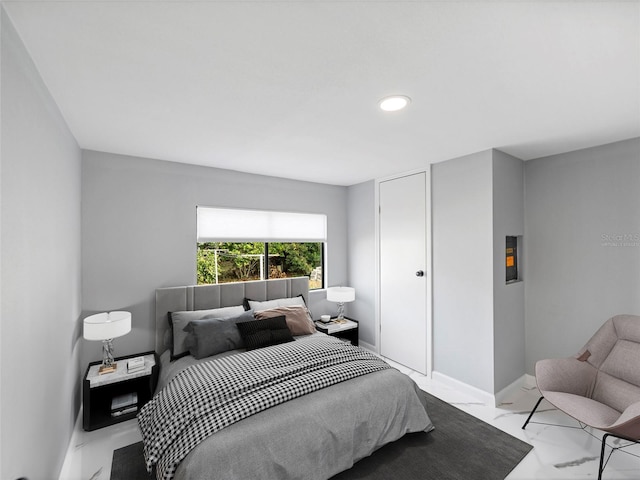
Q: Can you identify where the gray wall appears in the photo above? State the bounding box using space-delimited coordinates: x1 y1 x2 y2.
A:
432 148 526 395
524 137 640 373
432 150 495 393
492 150 525 392
81 150 349 367
1 9 82 480
346 180 376 346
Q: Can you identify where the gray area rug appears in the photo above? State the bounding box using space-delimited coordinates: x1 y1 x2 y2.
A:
111 392 532 480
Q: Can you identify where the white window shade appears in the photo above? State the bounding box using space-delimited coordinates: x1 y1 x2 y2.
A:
197 207 327 243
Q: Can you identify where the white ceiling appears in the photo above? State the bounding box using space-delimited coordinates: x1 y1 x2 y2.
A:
4 0 639 186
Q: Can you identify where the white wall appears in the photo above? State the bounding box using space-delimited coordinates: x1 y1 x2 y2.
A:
346 180 376 347
432 150 495 393
81 150 349 367
524 137 640 372
1 8 82 479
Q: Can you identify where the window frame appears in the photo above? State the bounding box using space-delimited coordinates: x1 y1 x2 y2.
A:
196 241 325 289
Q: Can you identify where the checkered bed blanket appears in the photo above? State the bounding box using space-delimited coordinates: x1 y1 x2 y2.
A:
138 337 391 480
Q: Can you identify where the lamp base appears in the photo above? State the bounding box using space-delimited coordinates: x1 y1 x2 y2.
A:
98 362 118 375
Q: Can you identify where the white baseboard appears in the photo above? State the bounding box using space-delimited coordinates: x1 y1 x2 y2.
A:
432 371 530 407
494 374 528 406
524 373 536 388
358 340 376 353
432 371 496 406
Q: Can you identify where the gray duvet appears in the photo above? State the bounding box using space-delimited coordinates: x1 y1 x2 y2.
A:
156 336 433 480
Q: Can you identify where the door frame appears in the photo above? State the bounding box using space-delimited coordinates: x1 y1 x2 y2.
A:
375 167 433 377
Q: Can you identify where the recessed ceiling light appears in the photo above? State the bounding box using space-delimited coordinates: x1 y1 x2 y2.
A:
379 95 411 112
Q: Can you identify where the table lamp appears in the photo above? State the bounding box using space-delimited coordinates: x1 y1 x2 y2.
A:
326 286 355 322
83 311 131 374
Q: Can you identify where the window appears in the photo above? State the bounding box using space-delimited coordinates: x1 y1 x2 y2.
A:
196 207 326 290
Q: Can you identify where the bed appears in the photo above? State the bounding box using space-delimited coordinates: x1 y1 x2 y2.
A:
141 277 433 480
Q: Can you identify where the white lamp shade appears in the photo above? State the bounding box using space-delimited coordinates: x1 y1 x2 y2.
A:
326 287 355 303
83 311 132 341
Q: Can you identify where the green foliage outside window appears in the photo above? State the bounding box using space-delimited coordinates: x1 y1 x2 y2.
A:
197 242 323 289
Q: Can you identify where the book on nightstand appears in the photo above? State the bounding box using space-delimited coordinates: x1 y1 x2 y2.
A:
111 405 138 417
111 392 138 417
127 356 145 373
315 319 356 334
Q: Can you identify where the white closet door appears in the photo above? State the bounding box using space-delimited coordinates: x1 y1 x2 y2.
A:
379 172 428 374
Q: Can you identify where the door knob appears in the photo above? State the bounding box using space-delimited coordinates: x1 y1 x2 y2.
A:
415 270 424 277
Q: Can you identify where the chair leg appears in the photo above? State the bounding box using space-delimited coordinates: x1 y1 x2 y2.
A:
522 396 544 430
597 432 640 480
598 433 610 480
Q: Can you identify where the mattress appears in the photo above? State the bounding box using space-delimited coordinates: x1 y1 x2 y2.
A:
145 334 433 480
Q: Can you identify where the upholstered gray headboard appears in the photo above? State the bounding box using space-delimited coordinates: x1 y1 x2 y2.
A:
155 277 309 354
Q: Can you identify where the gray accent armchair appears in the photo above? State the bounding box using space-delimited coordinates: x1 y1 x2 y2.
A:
523 314 640 479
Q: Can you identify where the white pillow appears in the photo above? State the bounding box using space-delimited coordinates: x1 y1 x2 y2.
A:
247 296 306 312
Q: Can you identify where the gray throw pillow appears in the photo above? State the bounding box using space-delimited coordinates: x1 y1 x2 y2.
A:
169 305 245 360
184 310 255 359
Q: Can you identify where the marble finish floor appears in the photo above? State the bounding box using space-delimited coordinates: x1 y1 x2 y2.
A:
59 360 640 480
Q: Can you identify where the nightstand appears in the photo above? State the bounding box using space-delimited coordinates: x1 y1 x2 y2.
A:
83 351 158 431
315 318 359 346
